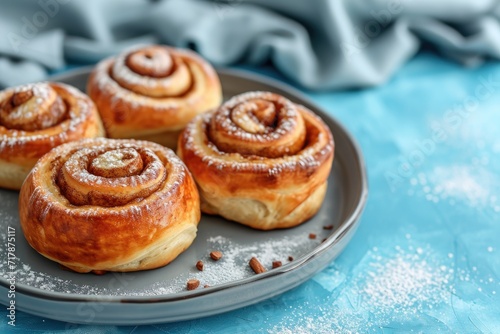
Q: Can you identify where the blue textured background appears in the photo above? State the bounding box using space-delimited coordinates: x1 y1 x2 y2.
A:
2 52 500 333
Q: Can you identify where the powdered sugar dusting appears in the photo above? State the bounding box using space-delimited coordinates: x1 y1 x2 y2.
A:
0 227 323 296
92 44 217 111
61 145 166 191
213 92 300 143
195 235 314 286
0 258 103 295
408 165 499 213
362 248 451 311
0 82 97 154
128 234 320 296
112 50 188 94
269 244 455 333
4 83 52 122
35 138 187 216
181 101 333 175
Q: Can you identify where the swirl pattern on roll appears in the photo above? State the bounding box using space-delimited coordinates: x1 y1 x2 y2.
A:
19 138 200 273
178 91 334 230
87 45 222 149
0 82 104 190
0 83 66 131
208 93 307 158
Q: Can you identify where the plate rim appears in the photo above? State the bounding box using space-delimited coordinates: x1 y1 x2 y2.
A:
0 66 368 304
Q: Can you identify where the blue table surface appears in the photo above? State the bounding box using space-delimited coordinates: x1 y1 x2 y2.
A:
2 52 500 333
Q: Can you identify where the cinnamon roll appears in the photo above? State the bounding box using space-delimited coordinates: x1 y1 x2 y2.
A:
19 138 200 273
178 92 334 230
0 82 105 190
87 45 222 149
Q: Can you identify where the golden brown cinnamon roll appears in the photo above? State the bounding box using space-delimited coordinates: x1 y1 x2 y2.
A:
178 92 334 230
87 45 222 149
0 82 105 190
19 138 200 273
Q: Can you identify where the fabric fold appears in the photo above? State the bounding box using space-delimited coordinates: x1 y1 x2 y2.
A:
1 0 500 90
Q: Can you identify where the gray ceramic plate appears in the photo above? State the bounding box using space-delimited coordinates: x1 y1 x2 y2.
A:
0 68 367 325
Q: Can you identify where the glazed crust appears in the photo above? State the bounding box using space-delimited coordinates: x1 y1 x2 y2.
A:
178 92 334 230
19 138 200 273
0 82 105 190
87 45 222 149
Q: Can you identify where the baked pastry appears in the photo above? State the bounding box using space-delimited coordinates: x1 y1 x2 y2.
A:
178 91 334 230
0 82 104 190
87 45 222 149
19 138 200 273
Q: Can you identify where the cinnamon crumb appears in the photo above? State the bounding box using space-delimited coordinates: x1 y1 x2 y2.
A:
323 225 334 230
309 233 316 239
322 238 327 243
204 284 210 288
210 251 223 261
272 261 282 269
187 279 200 290
288 256 294 261
196 260 204 271
249 257 266 274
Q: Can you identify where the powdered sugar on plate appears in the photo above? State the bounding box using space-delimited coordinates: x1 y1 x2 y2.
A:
196 235 316 286
0 219 323 296
128 234 321 296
